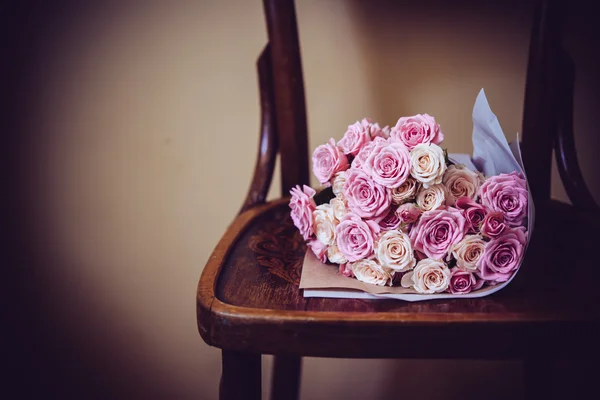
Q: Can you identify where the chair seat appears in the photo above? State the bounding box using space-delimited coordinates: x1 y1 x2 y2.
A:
197 198 600 359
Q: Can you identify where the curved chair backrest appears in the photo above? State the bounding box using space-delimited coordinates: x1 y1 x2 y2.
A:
241 0 598 216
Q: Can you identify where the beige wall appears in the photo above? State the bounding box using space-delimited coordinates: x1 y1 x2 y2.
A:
23 1 598 399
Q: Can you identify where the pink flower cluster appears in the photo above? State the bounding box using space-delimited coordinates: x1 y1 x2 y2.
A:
289 115 529 294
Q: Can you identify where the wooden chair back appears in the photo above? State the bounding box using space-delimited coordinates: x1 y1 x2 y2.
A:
241 0 598 216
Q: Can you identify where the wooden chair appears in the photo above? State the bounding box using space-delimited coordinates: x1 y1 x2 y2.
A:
197 1 600 399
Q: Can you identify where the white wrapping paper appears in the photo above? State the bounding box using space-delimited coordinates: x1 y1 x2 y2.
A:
300 89 535 301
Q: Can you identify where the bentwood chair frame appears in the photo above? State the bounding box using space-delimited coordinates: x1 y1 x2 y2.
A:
197 1 600 399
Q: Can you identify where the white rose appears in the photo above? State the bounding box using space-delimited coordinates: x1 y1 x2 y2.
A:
442 164 482 205
327 243 347 264
313 204 337 246
391 177 420 205
450 234 486 271
401 258 451 293
351 259 393 286
329 197 348 221
416 183 447 212
410 143 447 188
332 171 347 197
376 230 416 272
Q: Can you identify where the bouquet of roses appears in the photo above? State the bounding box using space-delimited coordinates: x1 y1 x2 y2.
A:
290 91 530 296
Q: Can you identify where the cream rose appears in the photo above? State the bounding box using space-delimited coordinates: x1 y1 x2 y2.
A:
416 183 447 212
351 259 393 286
375 230 416 272
410 143 447 188
332 171 347 197
391 177 420 205
450 234 486 271
313 204 337 246
401 258 451 294
327 243 347 264
442 164 482 205
329 197 348 221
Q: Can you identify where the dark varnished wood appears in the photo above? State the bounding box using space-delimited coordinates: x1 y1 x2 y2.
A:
523 356 553 400
521 0 562 215
524 356 598 399
215 200 597 314
554 49 599 213
270 356 301 400
216 201 306 310
219 351 261 400
198 0 600 397
262 0 309 195
199 198 600 359
240 44 278 214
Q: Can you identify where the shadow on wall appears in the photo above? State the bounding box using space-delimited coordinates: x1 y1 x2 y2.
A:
6 2 182 399
346 0 532 149
4 0 599 399
346 0 598 203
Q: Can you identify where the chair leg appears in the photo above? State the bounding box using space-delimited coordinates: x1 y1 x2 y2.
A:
523 356 554 400
220 350 261 400
270 356 301 400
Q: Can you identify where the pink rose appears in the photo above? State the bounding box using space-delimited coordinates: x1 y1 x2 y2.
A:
409 143 447 188
378 206 401 231
455 196 487 233
480 211 506 238
409 207 467 260
361 118 389 139
414 249 428 261
351 259 393 286
343 168 392 219
478 172 528 227
450 234 486 272
448 267 484 294
391 177 420 205
307 239 328 263
338 119 373 156
289 185 317 240
479 227 527 282
416 184 447 212
312 138 349 185
335 212 379 262
352 136 386 170
339 263 354 277
364 140 411 188
327 243 347 264
401 259 450 293
372 124 391 139
390 113 444 150
396 203 421 224
442 164 482 205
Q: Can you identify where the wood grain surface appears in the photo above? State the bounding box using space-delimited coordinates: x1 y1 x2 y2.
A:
198 198 600 358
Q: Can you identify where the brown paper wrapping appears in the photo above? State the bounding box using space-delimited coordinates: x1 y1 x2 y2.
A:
299 249 500 297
